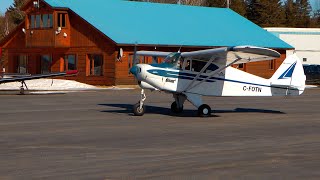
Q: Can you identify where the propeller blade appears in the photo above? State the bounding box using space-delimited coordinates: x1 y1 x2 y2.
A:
133 44 139 65
129 43 139 74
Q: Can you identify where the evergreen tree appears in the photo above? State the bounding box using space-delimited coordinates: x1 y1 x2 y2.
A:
312 9 320 27
230 0 247 16
206 0 225 8
284 0 298 27
296 0 312 27
6 0 26 25
246 0 262 25
246 0 284 27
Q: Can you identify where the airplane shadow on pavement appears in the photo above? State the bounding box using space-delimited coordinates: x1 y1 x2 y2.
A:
99 104 285 117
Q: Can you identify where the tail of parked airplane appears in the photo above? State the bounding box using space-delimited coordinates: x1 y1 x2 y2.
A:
270 54 306 96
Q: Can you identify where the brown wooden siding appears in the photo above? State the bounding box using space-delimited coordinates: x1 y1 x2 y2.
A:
0 0 288 86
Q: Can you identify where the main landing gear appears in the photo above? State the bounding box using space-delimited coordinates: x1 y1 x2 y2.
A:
19 80 28 95
170 93 212 117
132 91 212 117
170 94 185 114
133 89 146 116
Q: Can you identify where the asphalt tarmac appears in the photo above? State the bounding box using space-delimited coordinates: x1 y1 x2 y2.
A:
0 88 319 180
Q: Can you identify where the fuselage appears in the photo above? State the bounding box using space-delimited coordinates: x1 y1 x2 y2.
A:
131 63 276 96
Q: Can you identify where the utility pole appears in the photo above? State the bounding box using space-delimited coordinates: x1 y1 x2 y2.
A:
226 0 230 8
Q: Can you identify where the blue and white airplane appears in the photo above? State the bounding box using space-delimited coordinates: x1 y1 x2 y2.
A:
129 46 306 117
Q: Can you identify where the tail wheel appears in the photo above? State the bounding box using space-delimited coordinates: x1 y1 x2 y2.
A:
133 102 145 116
171 102 183 113
198 104 211 117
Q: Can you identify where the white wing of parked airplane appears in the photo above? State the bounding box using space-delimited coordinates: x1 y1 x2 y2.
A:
136 46 280 64
181 46 280 64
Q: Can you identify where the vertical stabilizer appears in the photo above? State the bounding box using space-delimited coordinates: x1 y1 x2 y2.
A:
270 54 306 95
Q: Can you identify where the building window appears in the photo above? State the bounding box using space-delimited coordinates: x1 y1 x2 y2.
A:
42 14 53 28
29 14 53 29
41 55 52 74
303 58 307 62
87 54 103 76
65 54 77 71
57 13 67 28
269 60 275 70
35 14 41 28
30 15 35 29
238 63 244 69
16 55 28 74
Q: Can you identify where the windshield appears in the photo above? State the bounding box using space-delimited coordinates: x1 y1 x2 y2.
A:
163 52 181 64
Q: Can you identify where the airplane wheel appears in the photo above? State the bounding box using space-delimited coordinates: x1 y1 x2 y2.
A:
171 102 183 113
20 87 25 95
133 102 145 116
198 104 211 117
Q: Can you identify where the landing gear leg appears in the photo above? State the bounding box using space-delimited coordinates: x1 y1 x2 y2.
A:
171 94 186 113
133 89 146 116
19 80 28 95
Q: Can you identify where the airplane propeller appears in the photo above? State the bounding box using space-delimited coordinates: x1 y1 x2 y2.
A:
129 43 139 75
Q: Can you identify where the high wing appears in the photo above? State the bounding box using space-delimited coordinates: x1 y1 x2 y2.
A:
136 46 280 64
0 70 78 84
181 46 280 64
181 46 281 91
136 51 172 57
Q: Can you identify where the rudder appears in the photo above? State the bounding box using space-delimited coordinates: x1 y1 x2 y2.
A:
270 54 306 95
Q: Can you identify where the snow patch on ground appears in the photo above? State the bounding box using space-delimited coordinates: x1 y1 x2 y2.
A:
306 85 318 88
0 79 132 91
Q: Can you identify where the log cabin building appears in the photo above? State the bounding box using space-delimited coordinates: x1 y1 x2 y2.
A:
0 0 293 85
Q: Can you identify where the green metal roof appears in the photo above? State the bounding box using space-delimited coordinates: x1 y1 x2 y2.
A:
44 0 293 49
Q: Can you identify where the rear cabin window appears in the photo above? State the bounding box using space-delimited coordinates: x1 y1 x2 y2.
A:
191 60 219 73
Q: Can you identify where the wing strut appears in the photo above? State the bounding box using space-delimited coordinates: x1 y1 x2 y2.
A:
184 58 242 92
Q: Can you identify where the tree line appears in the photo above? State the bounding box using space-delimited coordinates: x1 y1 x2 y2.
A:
1 0 320 41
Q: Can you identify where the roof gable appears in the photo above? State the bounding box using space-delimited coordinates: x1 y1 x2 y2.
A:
44 0 292 49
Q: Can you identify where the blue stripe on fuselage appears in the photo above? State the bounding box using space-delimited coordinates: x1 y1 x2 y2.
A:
147 69 216 83
147 69 273 88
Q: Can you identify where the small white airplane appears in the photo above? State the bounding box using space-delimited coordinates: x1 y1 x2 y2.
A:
129 46 306 117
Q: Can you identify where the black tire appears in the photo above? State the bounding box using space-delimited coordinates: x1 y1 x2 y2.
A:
198 104 211 117
133 102 145 116
19 87 25 95
171 102 183 113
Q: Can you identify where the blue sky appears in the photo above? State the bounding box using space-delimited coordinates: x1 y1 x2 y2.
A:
0 0 13 15
0 0 319 15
